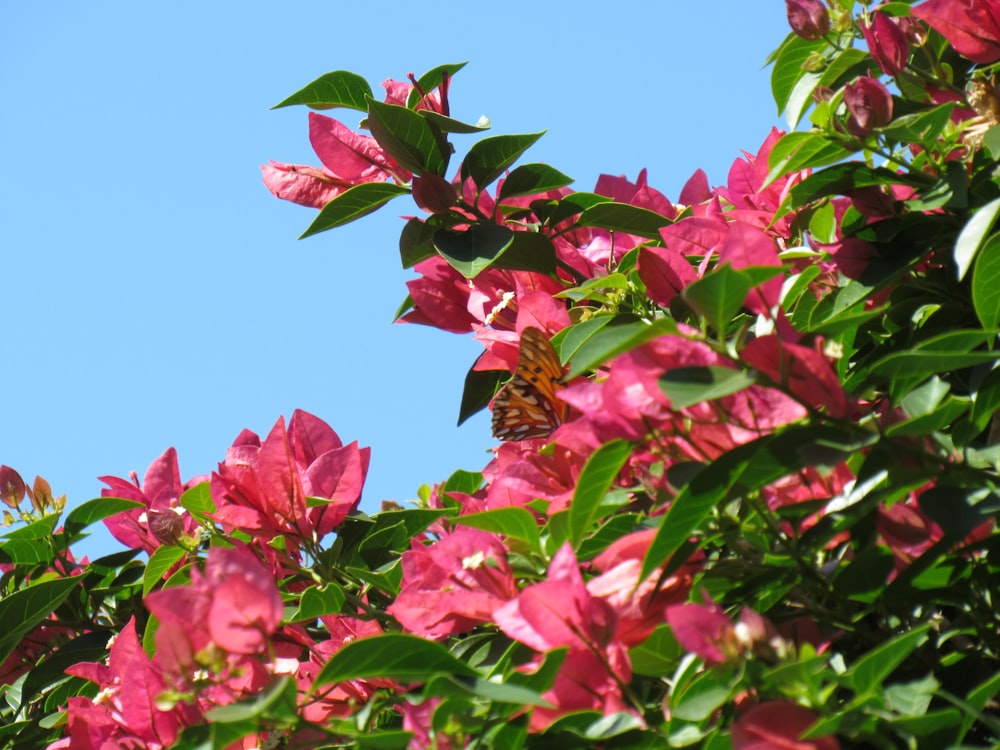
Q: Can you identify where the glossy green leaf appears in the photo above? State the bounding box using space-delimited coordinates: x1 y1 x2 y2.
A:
765 132 852 187
406 62 467 109
300 182 409 238
433 224 514 278
670 669 734 722
64 497 143 536
869 330 998 380
918 485 1000 539
313 633 477 686
577 202 673 239
143 544 186 596
461 132 545 190
492 231 557 274
498 163 574 201
881 103 956 145
641 424 876 582
564 317 680 379
970 366 1000 434
0 538 54 565
367 97 447 175
659 366 755 409
0 576 83 667
290 583 346 622
455 507 541 549
790 163 911 206
457 364 506 426
420 110 490 134
1 513 59 541
847 623 933 696
424 674 552 707
398 215 438 268
205 677 297 723
179 481 215 521
771 34 824 117
568 440 632 548
272 70 373 110
954 197 1000 280
682 264 783 335
971 233 1000 330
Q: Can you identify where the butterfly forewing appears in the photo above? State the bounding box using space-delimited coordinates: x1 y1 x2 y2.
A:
491 327 569 441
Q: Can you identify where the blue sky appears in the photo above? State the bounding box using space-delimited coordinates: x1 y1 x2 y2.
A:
2 3 788 557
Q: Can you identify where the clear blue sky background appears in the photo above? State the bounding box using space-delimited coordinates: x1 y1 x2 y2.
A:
2 3 788 557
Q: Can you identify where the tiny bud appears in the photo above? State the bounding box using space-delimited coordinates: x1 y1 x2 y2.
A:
786 0 831 41
148 508 185 546
862 10 910 76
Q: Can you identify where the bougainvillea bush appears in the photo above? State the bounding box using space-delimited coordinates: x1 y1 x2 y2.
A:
5 0 1000 747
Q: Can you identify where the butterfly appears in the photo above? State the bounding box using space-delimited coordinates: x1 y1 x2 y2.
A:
491 327 570 441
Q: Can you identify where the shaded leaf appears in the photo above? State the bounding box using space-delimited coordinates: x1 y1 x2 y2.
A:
568 440 633 548
313 634 477 686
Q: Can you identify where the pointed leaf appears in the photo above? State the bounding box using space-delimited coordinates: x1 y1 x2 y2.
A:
498 163 574 200
300 182 409 238
847 623 933 695
434 224 514 278
577 202 673 239
272 70 374 111
64 497 143 536
143 544 186 596
420 110 490 134
458 364 507 426
972 234 1000 330
565 317 680 378
455 507 541 549
659 366 756 409
367 97 447 176
568 440 633 548
313 633 476 686
0 575 83 666
955 197 1000 280
407 62 468 109
461 132 545 190
290 583 347 622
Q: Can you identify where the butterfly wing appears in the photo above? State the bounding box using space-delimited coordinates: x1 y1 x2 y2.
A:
491 327 568 441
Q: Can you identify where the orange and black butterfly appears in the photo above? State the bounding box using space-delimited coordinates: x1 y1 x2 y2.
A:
491 327 570 441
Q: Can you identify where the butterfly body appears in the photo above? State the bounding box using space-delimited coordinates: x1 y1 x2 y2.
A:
491 327 569 441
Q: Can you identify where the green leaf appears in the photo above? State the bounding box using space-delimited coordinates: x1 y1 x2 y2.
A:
0 575 83 667
790 163 911 206
0 537 55 565
918 485 1000 539
670 669 734 722
424 674 552 707
630 624 682 677
179 481 214 522
847 622 933 695
971 234 1000 330
493 231 557 275
441 469 483 495
568 440 633 548
765 132 852 187
313 633 477 686
498 163 573 201
983 123 1000 159
455 508 541 549
272 70 373 111
577 202 673 239
461 132 545 190
564 317 680 379
868 329 998 383
457 364 506 427
785 70 822 129
205 676 297 723
289 583 346 622
434 224 514 278
64 497 143 536
659 366 756 410
367 97 448 176
1 513 59 541
954 197 1000 280
682 264 783 335
771 34 824 117
406 62 467 109
880 103 956 144
420 110 490 134
300 182 409 238
143 544 186 596
641 424 876 581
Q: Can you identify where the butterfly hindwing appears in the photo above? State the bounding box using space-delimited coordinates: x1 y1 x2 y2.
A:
491 327 568 441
